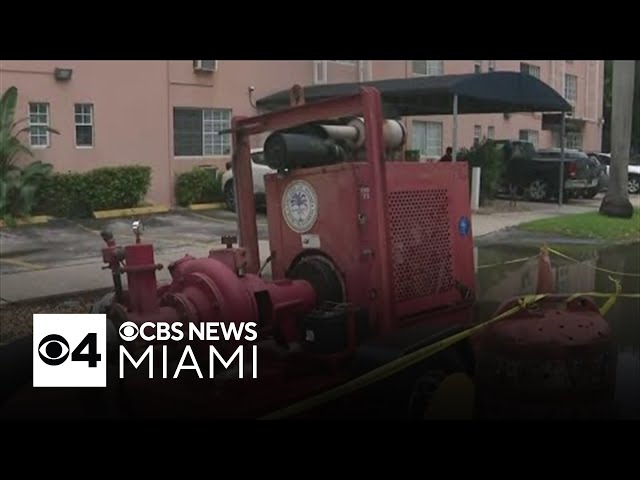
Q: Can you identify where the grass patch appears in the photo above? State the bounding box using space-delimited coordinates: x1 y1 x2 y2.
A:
519 208 640 242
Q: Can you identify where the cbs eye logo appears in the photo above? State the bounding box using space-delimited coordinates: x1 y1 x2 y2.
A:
38 333 101 367
119 321 139 342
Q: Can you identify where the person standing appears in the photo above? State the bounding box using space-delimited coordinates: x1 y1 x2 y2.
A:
439 147 453 162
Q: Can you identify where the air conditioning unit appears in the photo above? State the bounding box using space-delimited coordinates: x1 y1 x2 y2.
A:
194 60 218 72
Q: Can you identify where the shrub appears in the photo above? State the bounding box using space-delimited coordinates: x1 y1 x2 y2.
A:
35 172 91 218
83 166 151 211
35 165 152 218
460 139 505 205
0 161 53 222
175 167 223 207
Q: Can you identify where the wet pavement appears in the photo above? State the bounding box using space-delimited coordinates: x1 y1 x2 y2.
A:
475 241 640 419
0 210 269 275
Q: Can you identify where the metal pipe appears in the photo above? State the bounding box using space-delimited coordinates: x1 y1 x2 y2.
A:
361 87 394 334
452 94 459 162
232 116 261 274
558 112 566 206
325 118 406 150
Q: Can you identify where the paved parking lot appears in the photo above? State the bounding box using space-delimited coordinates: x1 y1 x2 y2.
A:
0 209 269 275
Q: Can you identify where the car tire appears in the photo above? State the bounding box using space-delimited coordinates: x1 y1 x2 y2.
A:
224 182 236 212
526 179 549 202
584 188 599 199
628 175 640 195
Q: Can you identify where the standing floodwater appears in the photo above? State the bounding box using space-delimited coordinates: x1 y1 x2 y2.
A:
475 241 640 419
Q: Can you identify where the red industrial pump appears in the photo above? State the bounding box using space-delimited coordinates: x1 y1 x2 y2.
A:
97 87 477 418
94 85 615 419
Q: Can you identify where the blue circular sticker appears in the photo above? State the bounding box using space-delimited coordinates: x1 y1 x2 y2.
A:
458 216 470 237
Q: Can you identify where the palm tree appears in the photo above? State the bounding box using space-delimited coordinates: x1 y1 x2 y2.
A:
0 86 57 219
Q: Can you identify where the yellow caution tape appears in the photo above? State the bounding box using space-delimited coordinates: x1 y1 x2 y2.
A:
260 244 638 419
598 277 623 316
476 246 639 280
260 294 546 419
260 281 639 419
565 276 636 315
547 246 640 278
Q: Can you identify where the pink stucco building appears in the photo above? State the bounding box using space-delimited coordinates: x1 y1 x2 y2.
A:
0 60 604 206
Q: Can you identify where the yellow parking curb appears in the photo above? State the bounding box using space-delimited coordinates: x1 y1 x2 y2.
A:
92 205 169 219
188 203 226 211
0 215 52 228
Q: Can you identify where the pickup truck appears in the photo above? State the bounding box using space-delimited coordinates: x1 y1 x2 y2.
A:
587 152 640 195
493 140 600 201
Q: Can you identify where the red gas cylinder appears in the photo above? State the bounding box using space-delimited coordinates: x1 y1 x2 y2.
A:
473 294 617 419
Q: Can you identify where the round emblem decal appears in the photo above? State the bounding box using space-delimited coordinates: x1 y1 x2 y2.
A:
458 216 471 237
282 180 318 233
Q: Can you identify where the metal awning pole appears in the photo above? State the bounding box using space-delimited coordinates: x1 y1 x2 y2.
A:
452 94 458 162
558 112 566 206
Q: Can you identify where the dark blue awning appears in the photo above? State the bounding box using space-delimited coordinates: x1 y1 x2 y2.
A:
256 71 573 116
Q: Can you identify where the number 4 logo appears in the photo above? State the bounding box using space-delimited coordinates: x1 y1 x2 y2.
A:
72 333 102 367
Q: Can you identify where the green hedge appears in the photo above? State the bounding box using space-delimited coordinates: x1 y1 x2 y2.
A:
36 165 151 218
175 167 223 207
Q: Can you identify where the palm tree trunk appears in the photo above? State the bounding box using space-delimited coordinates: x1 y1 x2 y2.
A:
600 60 635 218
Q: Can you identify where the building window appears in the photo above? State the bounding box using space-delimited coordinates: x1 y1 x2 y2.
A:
314 61 327 84
412 61 443 76
519 129 539 149
74 104 94 147
488 60 496 72
28 103 50 148
565 74 577 103
566 132 583 149
520 62 540 79
474 125 482 145
412 121 442 158
553 131 583 149
474 61 483 73
487 125 495 140
173 107 231 157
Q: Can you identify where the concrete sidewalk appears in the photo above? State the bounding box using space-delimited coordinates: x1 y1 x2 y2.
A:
1 195 638 304
0 241 273 304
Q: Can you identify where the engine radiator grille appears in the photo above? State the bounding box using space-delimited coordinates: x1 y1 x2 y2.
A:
388 189 454 302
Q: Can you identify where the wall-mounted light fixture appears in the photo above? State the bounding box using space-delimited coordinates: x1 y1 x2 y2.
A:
54 68 73 81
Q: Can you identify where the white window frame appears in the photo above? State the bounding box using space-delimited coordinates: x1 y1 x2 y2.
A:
474 61 483 73
28 102 50 148
519 129 540 149
488 60 496 72
412 120 443 159
174 107 232 157
487 125 495 140
358 60 372 82
474 125 482 144
520 62 541 79
565 74 577 104
203 108 232 156
412 61 443 76
566 131 583 149
74 103 94 148
313 61 328 84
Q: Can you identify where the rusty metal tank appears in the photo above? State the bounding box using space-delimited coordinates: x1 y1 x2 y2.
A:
473 294 617 419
